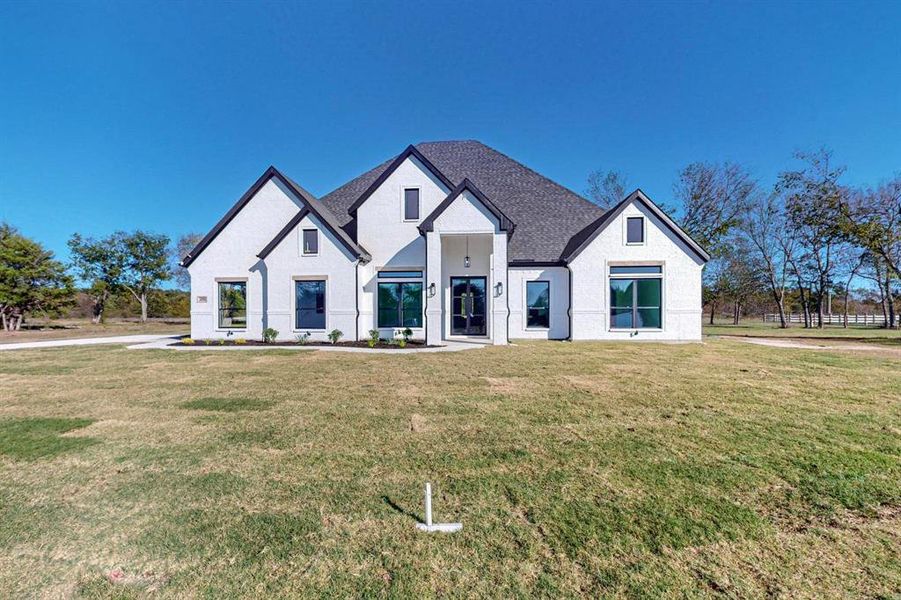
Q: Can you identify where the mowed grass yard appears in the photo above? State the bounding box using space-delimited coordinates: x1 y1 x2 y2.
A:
0 340 898 598
705 321 901 346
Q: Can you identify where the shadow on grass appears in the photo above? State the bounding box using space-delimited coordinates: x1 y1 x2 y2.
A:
382 495 423 524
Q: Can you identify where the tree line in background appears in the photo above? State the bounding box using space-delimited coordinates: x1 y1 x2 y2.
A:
590 147 900 329
0 225 201 330
2 147 898 331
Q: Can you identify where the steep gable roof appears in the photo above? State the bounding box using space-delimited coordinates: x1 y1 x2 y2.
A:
419 178 515 234
181 166 369 268
319 140 606 263
561 189 710 263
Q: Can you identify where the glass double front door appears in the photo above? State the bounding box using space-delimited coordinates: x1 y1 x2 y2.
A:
450 276 487 336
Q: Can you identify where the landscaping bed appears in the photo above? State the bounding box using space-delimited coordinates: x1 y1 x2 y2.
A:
175 339 438 349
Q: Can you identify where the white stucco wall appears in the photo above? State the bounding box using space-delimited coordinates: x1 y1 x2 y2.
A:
260 213 359 342
187 178 304 341
508 267 570 340
568 200 704 341
355 156 450 337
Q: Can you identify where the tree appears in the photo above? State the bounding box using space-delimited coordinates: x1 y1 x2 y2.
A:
777 149 849 328
0 223 75 331
719 240 766 325
585 169 628 209
844 175 901 279
742 191 796 327
117 231 171 322
673 162 757 253
673 162 757 324
68 233 127 323
173 232 203 290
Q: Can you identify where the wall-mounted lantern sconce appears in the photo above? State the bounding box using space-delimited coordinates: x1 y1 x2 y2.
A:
464 236 470 269
495 282 503 297
428 283 437 298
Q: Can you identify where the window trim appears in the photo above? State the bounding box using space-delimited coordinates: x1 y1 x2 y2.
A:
608 264 664 331
402 187 421 222
625 216 645 246
292 277 327 332
301 228 319 256
525 280 551 330
215 278 248 331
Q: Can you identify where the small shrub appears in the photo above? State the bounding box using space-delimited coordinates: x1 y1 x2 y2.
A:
328 329 343 345
218 339 226 345
234 338 247 345
397 338 407 348
368 329 380 348
181 337 195 345
262 328 279 344
295 332 311 345
204 339 214 346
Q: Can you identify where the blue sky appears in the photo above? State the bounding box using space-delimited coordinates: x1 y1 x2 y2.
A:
1 0 899 266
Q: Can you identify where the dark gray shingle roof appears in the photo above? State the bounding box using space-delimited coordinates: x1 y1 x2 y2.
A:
319 140 605 263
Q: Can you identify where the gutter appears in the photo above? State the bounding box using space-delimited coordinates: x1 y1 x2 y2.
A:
354 259 361 341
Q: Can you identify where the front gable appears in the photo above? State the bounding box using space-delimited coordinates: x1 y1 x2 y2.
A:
419 179 514 235
563 190 709 264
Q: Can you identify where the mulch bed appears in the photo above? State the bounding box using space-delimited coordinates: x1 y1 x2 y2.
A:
174 340 438 349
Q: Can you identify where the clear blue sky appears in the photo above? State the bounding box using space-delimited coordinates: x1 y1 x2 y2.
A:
2 0 899 265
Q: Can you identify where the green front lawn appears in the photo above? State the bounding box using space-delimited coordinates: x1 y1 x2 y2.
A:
706 320 901 345
0 341 898 597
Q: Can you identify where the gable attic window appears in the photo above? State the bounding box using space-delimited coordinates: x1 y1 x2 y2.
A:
626 216 645 244
302 229 319 255
404 188 420 221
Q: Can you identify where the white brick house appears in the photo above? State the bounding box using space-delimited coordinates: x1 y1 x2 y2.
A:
181 141 708 344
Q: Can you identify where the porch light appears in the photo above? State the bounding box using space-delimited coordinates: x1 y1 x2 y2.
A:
428 283 436 297
495 281 503 297
464 236 470 269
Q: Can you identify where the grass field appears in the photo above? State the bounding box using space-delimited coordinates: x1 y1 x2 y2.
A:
0 340 898 598
705 321 901 346
0 319 188 344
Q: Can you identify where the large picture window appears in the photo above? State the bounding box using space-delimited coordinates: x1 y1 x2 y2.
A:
378 282 423 328
610 266 662 329
526 281 550 328
218 281 247 329
295 280 326 329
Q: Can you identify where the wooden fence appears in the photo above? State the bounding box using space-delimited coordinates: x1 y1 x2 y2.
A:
763 313 887 325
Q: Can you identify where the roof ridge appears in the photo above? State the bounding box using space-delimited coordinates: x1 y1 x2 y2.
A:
454 140 602 212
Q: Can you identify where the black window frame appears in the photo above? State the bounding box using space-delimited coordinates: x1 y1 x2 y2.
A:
626 216 645 244
377 281 423 328
294 279 326 330
217 280 247 329
377 270 423 279
403 188 420 221
302 229 319 255
609 266 662 330
525 280 551 329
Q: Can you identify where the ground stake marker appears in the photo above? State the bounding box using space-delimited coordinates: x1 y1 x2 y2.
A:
416 482 462 533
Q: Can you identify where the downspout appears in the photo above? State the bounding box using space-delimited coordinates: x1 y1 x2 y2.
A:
354 259 361 341
565 262 573 341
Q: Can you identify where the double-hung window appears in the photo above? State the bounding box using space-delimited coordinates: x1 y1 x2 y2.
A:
218 281 247 329
526 281 550 328
609 265 662 329
295 280 326 329
377 270 423 328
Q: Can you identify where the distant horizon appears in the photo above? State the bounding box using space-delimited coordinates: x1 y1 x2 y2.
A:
2 1 899 269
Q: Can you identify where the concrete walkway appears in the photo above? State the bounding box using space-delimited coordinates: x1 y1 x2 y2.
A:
127 337 487 353
0 334 186 351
